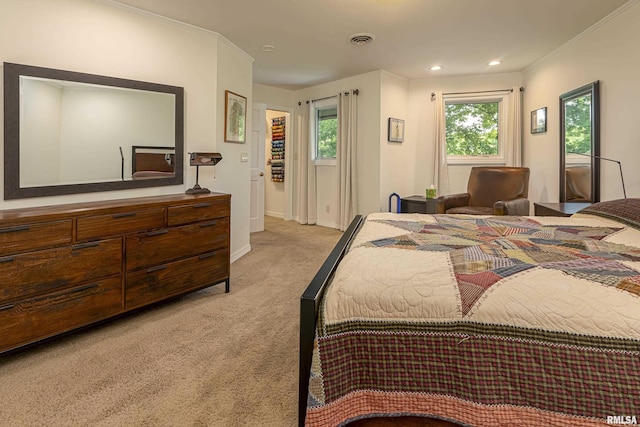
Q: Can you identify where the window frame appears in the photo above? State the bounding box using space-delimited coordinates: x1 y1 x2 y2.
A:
312 97 338 166
444 92 509 165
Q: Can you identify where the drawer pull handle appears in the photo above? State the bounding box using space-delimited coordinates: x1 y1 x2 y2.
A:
193 203 211 208
147 229 169 237
146 265 167 274
0 256 15 263
0 225 30 234
199 252 216 260
71 283 100 294
0 304 14 312
200 220 218 228
72 242 100 250
112 212 136 219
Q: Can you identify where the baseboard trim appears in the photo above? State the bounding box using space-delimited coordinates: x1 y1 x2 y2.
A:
316 220 338 229
265 211 284 219
231 244 251 263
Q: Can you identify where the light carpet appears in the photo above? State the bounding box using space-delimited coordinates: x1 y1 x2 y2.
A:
0 216 342 427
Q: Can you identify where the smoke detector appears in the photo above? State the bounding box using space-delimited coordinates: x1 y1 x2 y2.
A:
349 33 375 46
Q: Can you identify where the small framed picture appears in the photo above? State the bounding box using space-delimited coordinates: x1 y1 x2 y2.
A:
388 118 404 142
531 107 547 134
224 90 247 143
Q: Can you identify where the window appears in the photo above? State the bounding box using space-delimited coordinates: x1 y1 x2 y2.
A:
313 98 337 164
444 94 508 164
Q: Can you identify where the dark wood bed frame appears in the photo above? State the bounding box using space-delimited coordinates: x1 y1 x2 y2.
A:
299 215 365 426
298 215 462 427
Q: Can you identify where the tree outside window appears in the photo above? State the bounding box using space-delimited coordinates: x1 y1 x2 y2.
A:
445 102 499 157
564 95 592 155
316 106 337 159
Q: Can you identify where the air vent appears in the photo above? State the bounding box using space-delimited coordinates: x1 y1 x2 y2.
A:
349 33 375 46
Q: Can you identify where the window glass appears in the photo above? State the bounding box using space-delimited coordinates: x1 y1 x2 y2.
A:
446 101 499 156
316 105 337 159
442 92 510 165
563 94 592 155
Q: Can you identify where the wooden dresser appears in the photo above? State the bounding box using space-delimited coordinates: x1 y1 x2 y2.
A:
0 193 230 353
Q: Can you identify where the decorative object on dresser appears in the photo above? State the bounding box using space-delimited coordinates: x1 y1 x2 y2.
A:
270 116 285 182
185 152 223 194
0 193 230 354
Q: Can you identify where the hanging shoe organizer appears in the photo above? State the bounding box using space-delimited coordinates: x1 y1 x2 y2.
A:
270 116 285 182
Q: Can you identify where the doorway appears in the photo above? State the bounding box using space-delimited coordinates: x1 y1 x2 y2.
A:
264 108 291 220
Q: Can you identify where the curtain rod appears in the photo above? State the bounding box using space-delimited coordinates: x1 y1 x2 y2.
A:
298 89 359 105
431 87 523 100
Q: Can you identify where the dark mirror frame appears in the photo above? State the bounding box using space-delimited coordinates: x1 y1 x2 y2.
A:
3 62 184 200
559 80 600 203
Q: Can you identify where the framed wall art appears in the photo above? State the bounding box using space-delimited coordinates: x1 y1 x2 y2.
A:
224 90 247 143
388 117 404 142
531 107 547 134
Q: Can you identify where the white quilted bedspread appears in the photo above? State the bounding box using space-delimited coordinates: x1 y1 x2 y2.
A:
322 212 640 340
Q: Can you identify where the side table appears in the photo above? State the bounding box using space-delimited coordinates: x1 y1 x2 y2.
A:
400 195 437 214
533 202 591 217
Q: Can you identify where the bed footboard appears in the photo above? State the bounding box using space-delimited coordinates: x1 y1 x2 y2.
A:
299 215 364 427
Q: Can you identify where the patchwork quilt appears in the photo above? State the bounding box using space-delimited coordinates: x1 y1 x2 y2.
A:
306 212 640 427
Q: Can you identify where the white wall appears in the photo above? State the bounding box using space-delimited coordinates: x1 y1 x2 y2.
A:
380 71 411 212
293 70 382 222
0 0 253 260
523 0 640 202
214 38 254 260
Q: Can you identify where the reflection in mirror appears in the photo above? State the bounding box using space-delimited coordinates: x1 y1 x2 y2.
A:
131 146 175 180
4 62 184 200
559 81 600 203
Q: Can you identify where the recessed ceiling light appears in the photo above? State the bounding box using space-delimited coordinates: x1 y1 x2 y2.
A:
488 60 501 66
261 44 275 52
430 65 443 71
349 33 375 46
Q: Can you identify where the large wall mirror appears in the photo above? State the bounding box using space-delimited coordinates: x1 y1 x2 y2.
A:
559 80 600 203
4 62 184 200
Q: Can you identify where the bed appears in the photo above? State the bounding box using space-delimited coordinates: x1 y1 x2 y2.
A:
299 199 640 427
131 145 175 180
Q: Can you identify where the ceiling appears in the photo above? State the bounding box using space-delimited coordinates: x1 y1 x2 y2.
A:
112 0 629 90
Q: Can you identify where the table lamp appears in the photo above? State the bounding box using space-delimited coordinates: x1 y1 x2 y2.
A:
185 152 222 194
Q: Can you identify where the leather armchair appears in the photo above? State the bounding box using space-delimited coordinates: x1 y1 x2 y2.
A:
435 167 530 215
565 165 591 202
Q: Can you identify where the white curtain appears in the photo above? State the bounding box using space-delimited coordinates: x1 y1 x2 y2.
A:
506 86 523 166
296 100 316 224
432 90 450 195
336 91 358 231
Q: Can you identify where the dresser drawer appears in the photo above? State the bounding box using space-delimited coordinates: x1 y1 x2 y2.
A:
0 276 122 352
125 217 229 271
0 220 72 256
167 199 230 226
125 249 229 309
76 207 165 241
0 238 122 304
